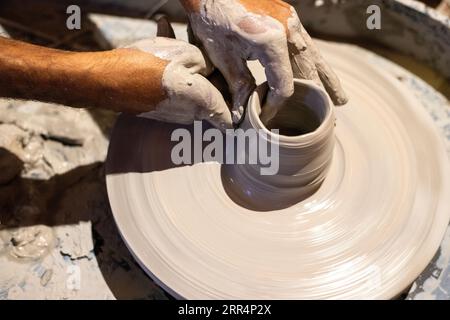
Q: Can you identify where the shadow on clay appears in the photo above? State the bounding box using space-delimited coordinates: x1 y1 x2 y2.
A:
0 147 103 228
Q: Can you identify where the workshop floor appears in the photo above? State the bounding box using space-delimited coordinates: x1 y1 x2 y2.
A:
0 0 172 299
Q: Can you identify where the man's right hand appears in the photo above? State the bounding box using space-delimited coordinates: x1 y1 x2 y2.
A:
180 0 348 123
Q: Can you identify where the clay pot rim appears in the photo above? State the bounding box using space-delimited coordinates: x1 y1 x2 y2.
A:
247 79 335 146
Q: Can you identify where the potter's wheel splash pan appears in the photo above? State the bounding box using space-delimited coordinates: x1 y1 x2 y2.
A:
105 41 450 299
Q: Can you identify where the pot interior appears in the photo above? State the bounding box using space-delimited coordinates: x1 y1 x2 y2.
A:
262 81 329 137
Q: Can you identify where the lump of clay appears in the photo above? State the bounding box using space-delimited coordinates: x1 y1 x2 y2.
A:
3 225 54 260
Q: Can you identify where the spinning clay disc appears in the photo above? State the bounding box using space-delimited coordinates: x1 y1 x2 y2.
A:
106 41 450 299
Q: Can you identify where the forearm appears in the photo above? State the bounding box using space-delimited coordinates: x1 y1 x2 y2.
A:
0 37 168 113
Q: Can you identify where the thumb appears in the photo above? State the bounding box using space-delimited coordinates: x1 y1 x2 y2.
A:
186 73 233 131
199 41 256 124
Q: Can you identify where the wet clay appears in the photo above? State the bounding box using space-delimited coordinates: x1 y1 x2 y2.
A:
222 80 335 211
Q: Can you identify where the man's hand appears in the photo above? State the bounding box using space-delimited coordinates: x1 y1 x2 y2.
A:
127 37 232 129
181 0 348 123
0 36 232 130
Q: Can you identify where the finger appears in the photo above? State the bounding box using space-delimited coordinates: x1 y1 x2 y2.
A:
186 21 217 76
286 17 323 87
201 41 256 124
257 35 294 124
187 22 219 77
290 19 348 105
184 73 233 130
300 28 348 105
155 14 176 39
289 41 322 84
208 69 232 105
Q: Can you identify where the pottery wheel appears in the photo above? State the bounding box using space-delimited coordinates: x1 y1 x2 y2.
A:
106 41 450 299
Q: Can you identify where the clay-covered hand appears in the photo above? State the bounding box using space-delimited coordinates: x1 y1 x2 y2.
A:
181 0 348 123
126 37 233 130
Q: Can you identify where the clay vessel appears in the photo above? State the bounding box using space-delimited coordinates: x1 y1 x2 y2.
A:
222 79 335 211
